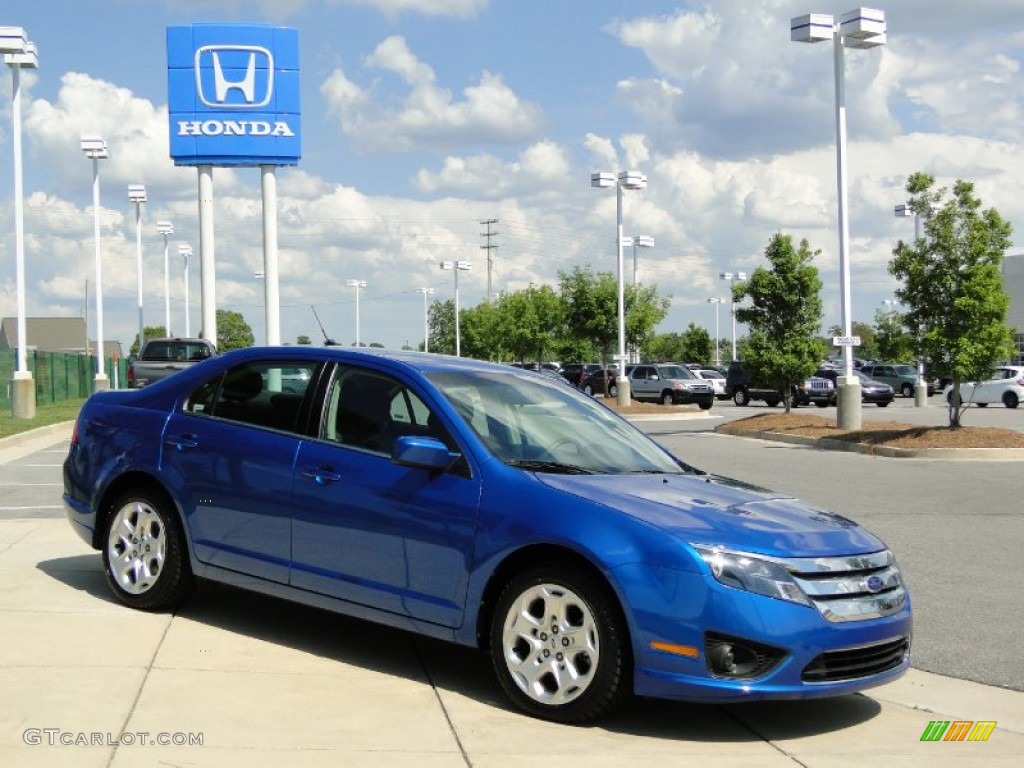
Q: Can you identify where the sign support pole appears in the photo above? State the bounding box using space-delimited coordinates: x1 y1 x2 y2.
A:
261 164 281 346
198 164 217 344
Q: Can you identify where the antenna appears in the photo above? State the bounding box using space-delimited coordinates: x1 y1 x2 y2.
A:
310 305 338 346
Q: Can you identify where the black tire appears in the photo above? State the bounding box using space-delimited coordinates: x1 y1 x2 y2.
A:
901 383 914 398
583 384 594 396
765 397 780 408
977 402 988 408
733 388 750 407
1004 391 1019 409
608 384 618 398
661 391 674 406
877 402 889 408
815 401 828 408
698 400 713 411
102 488 193 611
490 564 629 723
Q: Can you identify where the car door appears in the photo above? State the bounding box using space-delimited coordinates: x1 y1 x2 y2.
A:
974 368 1008 403
290 364 481 627
161 359 319 584
630 365 654 399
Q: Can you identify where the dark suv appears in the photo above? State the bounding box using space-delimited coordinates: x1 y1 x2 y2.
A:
560 363 602 388
726 361 835 407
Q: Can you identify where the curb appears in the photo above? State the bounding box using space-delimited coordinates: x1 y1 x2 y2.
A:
0 421 75 465
715 426 1024 460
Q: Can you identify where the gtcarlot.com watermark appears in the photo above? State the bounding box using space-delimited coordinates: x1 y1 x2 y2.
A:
23 729 203 747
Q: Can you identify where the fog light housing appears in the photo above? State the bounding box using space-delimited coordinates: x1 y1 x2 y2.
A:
705 633 786 679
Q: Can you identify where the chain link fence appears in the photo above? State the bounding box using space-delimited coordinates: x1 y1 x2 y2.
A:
1 351 128 410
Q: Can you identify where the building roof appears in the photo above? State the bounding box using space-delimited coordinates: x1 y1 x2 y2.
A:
0 317 122 358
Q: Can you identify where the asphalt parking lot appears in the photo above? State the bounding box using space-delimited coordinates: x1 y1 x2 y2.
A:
1 416 1022 766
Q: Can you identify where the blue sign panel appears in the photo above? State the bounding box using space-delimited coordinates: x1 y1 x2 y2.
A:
167 24 301 166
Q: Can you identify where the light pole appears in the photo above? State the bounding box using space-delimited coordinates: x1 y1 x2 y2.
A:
2 27 38 416
625 235 655 287
894 203 935 406
792 7 886 430
416 287 434 353
439 261 471 356
719 271 747 362
128 184 147 356
156 220 173 335
707 298 728 366
591 170 648 405
345 279 367 347
179 245 193 337
81 135 110 390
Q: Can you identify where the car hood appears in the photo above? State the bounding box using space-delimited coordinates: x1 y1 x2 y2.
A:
537 472 882 558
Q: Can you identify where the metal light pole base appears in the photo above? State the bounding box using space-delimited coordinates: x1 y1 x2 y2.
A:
616 376 632 407
836 375 862 431
93 374 110 392
10 375 36 419
914 381 928 408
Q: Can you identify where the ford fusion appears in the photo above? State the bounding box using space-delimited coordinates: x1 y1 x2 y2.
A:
63 348 911 723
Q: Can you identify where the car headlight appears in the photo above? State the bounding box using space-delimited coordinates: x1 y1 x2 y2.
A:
694 546 811 607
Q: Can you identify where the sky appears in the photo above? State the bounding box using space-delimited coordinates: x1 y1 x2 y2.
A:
1 0 1023 355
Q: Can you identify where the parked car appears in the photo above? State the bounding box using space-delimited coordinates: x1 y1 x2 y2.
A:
815 368 894 407
695 368 728 400
580 367 627 397
560 363 602 389
859 363 935 398
63 347 911 723
629 364 715 409
726 361 833 407
127 337 218 388
944 366 1024 409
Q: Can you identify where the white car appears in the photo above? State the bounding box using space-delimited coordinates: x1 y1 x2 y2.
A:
695 368 728 400
944 365 1024 409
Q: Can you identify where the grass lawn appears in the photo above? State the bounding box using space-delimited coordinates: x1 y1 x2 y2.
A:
0 399 84 440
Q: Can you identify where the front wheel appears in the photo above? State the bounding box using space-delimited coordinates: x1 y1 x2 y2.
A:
1004 391 1019 409
698 400 713 411
661 391 675 406
490 565 629 723
103 488 193 611
877 402 889 408
608 384 618 398
901 383 914 398
583 384 594 396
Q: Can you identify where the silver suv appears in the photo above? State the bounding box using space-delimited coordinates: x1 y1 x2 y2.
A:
629 364 715 409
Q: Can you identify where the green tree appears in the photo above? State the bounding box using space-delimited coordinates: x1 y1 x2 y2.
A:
644 332 683 362
559 266 619 368
678 323 713 365
216 309 254 351
459 300 500 360
872 308 914 362
494 285 565 363
889 172 1015 427
625 283 671 357
129 325 168 356
735 233 826 412
427 299 455 355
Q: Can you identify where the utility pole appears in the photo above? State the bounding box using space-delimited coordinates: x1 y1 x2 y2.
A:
480 218 498 302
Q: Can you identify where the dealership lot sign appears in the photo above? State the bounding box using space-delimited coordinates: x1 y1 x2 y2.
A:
167 23 300 166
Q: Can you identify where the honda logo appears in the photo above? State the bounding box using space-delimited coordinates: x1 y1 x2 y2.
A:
194 45 274 108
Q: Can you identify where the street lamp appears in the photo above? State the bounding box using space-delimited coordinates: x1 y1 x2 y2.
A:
345 279 367 347
179 244 193 337
719 271 747 362
156 220 174 335
439 260 471 356
81 134 110 389
128 184 147 356
416 287 434 353
2 26 38 416
707 298 728 366
591 170 648 405
894 203 937 406
791 7 886 430
625 235 655 287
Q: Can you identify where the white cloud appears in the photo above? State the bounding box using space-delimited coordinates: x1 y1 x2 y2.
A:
414 140 571 196
320 36 544 152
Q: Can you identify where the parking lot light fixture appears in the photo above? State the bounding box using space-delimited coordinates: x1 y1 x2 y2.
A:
707 297 728 366
416 287 435 353
440 261 471 356
128 184 147 356
81 134 110 389
345 279 367 348
719 271 747 362
3 27 38 416
791 8 886 430
178 244 193 337
156 221 174 334
626 235 655 287
591 170 648 405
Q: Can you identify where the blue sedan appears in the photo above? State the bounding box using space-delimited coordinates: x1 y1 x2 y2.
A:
63 347 911 723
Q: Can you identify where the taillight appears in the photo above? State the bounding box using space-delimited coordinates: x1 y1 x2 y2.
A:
70 416 79 445
127 364 135 386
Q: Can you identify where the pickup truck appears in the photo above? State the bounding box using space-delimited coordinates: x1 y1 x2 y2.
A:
127 338 217 388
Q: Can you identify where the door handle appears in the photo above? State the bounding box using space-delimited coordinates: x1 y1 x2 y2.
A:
165 435 199 451
300 466 342 485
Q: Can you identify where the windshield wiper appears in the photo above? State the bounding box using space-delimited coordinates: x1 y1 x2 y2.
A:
506 460 596 475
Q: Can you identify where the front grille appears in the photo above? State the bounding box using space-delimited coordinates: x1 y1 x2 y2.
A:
780 550 908 623
802 636 909 682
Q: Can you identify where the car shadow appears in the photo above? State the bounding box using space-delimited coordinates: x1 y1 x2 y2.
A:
37 555 882 740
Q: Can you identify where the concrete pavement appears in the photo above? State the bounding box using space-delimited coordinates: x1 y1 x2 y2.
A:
1 425 1022 766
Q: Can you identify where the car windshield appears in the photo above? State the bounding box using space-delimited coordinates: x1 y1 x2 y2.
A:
427 370 686 474
657 365 694 379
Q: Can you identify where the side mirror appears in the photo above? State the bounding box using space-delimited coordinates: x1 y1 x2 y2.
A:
392 435 460 471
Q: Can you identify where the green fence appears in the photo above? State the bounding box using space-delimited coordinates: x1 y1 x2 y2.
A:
0 351 128 410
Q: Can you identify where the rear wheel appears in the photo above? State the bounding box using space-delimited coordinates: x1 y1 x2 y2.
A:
490 564 629 723
1004 391 1019 409
583 384 594 396
103 489 193 611
733 388 750 407
765 397 780 408
608 384 618 398
901 383 914 397
877 402 889 408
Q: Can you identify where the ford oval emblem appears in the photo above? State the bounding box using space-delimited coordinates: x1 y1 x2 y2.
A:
863 575 886 593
